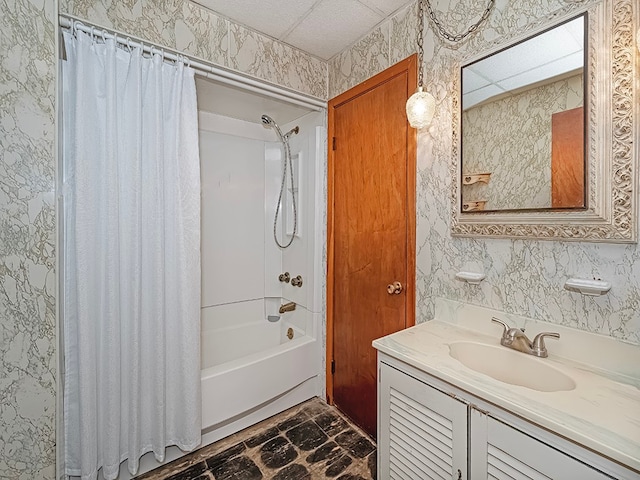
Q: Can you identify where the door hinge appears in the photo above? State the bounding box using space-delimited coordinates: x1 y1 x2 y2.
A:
331 360 335 374
332 137 336 151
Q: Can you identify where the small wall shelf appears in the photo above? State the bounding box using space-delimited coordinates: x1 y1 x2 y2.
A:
455 271 486 285
462 173 491 185
564 278 611 296
462 200 487 212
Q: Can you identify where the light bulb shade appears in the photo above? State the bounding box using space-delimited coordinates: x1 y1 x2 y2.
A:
406 86 436 129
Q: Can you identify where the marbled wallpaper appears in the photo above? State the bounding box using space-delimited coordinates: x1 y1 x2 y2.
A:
0 0 57 478
60 0 328 99
462 74 583 210
329 0 640 345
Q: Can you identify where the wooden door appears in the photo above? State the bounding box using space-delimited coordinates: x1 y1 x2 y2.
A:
551 106 584 208
327 56 416 438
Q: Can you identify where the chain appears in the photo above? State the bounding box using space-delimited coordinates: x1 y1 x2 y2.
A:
425 0 494 43
417 0 425 87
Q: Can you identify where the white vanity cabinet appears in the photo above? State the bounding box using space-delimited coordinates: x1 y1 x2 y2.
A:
378 356 630 480
378 360 468 479
469 409 611 479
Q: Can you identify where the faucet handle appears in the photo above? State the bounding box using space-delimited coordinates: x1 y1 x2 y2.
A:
491 317 510 339
532 332 560 358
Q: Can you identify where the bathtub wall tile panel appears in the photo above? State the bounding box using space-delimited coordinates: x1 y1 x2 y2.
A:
330 0 639 344
199 130 265 308
1 0 57 478
61 0 327 99
279 112 326 315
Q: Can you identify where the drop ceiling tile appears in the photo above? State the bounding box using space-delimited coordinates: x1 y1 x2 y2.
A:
463 68 491 93
191 0 318 39
463 84 505 110
358 0 414 17
284 0 384 60
563 16 585 48
497 52 584 92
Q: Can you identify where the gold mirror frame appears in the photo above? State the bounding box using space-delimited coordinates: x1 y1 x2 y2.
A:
452 0 638 243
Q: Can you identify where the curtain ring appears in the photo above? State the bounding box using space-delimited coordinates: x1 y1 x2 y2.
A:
90 26 95 43
161 49 165 63
101 29 107 44
126 37 132 52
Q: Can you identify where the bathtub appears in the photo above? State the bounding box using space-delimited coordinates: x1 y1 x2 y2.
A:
200 305 319 436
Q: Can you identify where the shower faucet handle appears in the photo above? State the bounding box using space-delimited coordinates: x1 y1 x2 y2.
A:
291 275 303 287
278 272 290 283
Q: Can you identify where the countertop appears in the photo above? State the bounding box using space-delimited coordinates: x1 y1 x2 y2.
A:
373 319 640 473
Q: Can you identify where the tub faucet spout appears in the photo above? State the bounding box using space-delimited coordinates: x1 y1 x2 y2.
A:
279 302 296 314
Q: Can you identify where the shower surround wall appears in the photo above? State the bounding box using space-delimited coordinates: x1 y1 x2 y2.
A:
3 0 327 478
330 0 639 345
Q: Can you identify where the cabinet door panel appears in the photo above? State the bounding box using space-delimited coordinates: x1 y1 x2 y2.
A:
379 362 467 480
471 411 613 479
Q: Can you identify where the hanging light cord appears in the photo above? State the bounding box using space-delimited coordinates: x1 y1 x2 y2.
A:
425 0 494 43
416 0 425 88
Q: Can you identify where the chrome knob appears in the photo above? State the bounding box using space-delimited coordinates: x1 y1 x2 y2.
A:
278 272 290 283
291 275 303 287
387 281 403 295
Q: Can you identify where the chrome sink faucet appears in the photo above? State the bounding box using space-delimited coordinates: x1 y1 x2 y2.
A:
491 317 560 358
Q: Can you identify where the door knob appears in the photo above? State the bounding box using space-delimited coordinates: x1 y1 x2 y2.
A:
387 281 403 295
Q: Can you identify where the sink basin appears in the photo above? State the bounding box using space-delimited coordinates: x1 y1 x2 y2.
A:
449 341 576 392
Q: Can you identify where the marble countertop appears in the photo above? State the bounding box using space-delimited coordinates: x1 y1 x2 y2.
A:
373 319 640 473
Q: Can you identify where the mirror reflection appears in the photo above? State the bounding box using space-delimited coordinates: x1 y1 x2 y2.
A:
461 14 586 213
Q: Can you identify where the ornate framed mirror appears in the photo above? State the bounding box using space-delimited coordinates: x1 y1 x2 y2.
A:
451 0 638 242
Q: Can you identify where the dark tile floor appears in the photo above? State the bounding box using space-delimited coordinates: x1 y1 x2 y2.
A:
137 398 377 480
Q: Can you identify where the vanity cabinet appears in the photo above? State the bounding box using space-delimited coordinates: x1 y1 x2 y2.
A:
378 361 468 479
469 409 610 479
378 358 626 480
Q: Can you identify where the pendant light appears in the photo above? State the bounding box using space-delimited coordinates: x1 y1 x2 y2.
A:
406 0 435 129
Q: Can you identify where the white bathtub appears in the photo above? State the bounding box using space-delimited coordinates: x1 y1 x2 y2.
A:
200 305 319 435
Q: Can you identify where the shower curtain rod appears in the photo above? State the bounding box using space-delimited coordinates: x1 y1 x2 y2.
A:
58 15 326 112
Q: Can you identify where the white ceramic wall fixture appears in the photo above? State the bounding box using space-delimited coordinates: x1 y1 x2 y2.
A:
455 271 486 285
564 277 612 296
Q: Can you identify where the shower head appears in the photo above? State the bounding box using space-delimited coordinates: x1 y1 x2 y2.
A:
261 114 299 142
261 114 285 141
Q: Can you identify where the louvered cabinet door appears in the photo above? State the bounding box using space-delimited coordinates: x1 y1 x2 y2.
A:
379 362 468 479
470 408 612 479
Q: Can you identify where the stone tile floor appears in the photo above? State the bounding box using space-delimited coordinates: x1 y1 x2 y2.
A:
137 398 376 479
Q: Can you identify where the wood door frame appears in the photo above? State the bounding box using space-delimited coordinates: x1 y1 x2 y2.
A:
326 55 417 404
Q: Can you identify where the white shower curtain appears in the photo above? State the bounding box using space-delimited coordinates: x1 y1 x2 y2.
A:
62 31 201 480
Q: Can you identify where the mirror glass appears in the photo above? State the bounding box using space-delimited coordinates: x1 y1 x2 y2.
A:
460 14 586 213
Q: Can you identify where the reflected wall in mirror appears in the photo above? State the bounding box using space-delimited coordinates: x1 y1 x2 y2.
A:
461 14 586 213
452 0 638 243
